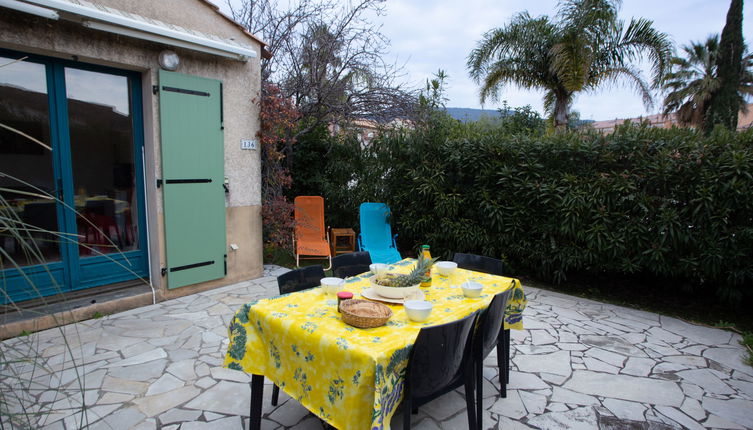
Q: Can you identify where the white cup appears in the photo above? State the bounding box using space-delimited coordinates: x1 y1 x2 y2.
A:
370 263 389 278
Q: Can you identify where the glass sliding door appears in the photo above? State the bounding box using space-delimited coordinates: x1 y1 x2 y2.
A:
65 68 139 255
0 54 67 301
0 50 148 304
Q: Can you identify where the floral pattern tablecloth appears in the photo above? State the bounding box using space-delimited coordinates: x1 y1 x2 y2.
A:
224 259 526 430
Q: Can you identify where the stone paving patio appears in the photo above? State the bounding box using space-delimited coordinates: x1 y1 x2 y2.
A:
2 266 752 430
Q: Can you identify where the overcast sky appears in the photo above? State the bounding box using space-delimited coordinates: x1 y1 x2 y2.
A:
214 0 752 121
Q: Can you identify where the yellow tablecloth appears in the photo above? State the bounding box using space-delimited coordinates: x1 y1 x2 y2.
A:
224 259 527 430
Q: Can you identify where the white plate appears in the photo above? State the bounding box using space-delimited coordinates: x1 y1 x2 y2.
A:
360 287 424 304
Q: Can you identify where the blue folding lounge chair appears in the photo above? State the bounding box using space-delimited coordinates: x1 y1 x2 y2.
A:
358 202 401 264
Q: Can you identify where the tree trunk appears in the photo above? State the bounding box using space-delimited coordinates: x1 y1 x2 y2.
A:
554 96 570 131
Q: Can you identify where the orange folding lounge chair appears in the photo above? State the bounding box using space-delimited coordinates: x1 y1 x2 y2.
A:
294 196 332 270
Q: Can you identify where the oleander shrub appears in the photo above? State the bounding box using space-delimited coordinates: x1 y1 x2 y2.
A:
293 119 753 302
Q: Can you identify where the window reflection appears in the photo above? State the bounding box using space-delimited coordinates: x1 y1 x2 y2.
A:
0 56 59 265
65 67 139 255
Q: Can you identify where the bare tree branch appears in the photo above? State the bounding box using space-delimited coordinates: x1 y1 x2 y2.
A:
230 0 417 137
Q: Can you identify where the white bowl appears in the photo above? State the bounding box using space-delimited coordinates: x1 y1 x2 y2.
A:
461 281 483 298
404 300 433 322
369 263 389 278
370 275 421 299
320 277 345 295
436 261 457 276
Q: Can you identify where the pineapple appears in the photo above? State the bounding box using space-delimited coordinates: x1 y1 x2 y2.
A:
375 252 438 287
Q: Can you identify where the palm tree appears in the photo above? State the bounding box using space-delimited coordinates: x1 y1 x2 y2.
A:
467 0 672 130
662 35 753 128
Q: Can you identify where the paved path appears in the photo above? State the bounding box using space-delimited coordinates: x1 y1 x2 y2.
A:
2 266 752 429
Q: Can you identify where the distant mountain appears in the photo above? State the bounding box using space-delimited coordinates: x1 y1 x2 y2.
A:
445 107 507 122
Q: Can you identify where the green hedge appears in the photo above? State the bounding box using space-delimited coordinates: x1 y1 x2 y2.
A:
292 120 753 301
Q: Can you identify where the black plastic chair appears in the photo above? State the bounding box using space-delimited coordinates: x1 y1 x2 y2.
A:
452 253 505 277
276 264 325 295
331 251 372 278
271 265 325 405
402 312 478 430
453 253 511 397
472 290 512 429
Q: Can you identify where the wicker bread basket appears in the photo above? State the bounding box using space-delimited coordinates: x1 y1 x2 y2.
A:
340 299 392 328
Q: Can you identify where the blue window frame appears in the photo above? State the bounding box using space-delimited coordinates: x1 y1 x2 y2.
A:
0 48 149 304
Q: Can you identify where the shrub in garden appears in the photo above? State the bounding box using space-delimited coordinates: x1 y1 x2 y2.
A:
293 118 753 303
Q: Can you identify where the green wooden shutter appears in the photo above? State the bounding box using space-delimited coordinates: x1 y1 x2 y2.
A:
159 70 226 289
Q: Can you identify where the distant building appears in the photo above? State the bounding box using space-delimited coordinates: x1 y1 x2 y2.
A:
588 103 753 134
330 118 410 147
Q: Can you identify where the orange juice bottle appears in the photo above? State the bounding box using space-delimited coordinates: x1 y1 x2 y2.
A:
420 245 432 287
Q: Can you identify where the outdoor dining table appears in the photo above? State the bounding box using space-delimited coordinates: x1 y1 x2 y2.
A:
224 258 527 430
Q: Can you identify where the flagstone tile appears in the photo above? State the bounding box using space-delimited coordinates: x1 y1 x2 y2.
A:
540 372 568 385
181 415 242 429
146 373 184 396
621 357 655 377
196 362 211 377
166 359 197 381
584 347 627 367
703 348 752 377
664 355 706 367
602 398 646 421
701 397 753 428
703 414 746 429
131 418 157 430
133 385 200 417
584 357 620 374
550 387 599 406
677 369 734 395
680 397 705 421
265 394 312 427
97 392 134 405
519 390 547 414
107 359 167 381
655 406 706 430
489 390 526 419
514 350 572 377
530 330 558 345
515 344 559 355
653 362 689 373
526 405 597 430
507 371 550 390
564 371 684 406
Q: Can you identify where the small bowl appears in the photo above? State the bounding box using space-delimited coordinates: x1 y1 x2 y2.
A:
435 261 457 276
321 277 345 295
369 263 389 277
404 300 433 322
461 281 483 298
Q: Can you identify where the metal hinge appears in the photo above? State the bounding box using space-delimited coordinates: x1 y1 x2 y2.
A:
224 254 227 275
152 85 159 95
161 267 167 277
156 179 162 188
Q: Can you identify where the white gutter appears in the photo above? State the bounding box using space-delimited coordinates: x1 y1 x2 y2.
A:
0 0 58 19
12 0 257 61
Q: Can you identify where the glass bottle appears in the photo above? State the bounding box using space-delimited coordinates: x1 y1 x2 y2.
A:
420 245 432 287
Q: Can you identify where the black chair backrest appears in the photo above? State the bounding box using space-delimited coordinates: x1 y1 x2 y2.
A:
407 312 477 400
277 265 325 295
453 253 505 276
476 289 513 357
22 202 58 231
332 251 372 278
